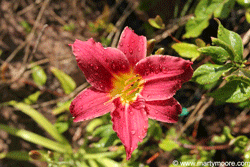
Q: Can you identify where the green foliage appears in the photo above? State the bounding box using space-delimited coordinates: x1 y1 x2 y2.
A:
198 46 229 63
172 43 201 61
50 67 76 94
184 0 236 38
0 151 30 161
148 15 165 29
20 20 32 33
192 64 232 84
23 91 41 104
52 100 72 115
63 23 75 31
159 128 179 152
31 65 47 86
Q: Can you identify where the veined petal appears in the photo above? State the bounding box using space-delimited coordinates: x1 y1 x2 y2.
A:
117 27 147 67
134 55 193 101
71 39 130 92
146 98 182 123
70 87 115 122
111 98 148 160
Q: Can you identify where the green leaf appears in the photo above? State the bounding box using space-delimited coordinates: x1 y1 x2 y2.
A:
54 122 69 134
246 10 250 23
52 100 72 115
8 101 70 148
211 37 237 61
23 91 41 104
50 67 76 94
195 38 206 47
214 0 235 19
86 118 104 133
0 124 67 153
198 46 230 63
96 158 120 167
194 0 221 18
0 151 30 161
159 138 179 152
31 65 47 86
209 80 250 103
225 68 250 84
88 159 99 167
215 19 243 62
147 120 162 140
183 17 210 38
192 64 232 84
237 0 250 8
172 43 200 61
148 15 165 29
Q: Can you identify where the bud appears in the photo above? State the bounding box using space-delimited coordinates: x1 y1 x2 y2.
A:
147 39 156 56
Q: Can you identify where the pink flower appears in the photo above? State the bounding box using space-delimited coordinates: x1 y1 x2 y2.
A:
69 27 193 160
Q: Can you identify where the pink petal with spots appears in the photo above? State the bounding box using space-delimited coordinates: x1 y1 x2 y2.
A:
134 55 193 101
71 38 130 92
111 98 148 160
117 27 147 67
146 98 182 123
70 87 115 122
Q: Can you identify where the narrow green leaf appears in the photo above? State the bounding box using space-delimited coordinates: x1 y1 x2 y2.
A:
214 0 235 19
183 17 210 38
52 100 72 115
198 46 230 63
148 15 165 29
215 19 243 62
88 159 99 167
23 91 41 104
192 64 232 84
155 48 165 55
50 67 76 94
246 10 250 23
172 43 200 61
0 124 68 153
31 65 47 86
0 151 30 161
96 158 120 167
8 101 70 148
209 80 250 103
86 118 104 133
147 39 156 56
54 122 69 134
194 0 221 18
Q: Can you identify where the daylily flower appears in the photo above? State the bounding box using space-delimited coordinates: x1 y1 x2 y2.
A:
69 27 193 160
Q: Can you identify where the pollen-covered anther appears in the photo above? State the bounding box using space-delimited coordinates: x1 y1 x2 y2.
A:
110 72 145 104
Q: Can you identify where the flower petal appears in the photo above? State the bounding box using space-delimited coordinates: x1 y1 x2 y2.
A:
71 39 130 92
117 27 147 67
145 98 182 123
134 55 193 101
70 87 115 122
111 98 148 160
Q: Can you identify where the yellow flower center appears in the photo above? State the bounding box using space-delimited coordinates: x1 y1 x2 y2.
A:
110 72 144 105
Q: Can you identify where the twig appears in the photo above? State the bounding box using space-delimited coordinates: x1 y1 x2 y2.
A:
110 2 138 47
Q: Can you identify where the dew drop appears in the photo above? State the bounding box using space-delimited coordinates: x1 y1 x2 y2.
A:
94 73 99 76
130 111 134 115
122 65 126 69
129 48 133 54
124 51 127 54
138 48 141 52
119 42 123 46
84 91 89 96
94 66 99 70
127 44 130 47
131 131 136 135
90 63 94 67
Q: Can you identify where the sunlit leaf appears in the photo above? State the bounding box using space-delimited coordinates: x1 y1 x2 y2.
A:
215 19 243 63
209 80 250 103
52 99 72 115
237 0 250 7
214 0 235 19
192 64 232 84
8 101 70 147
183 17 210 38
23 91 41 104
96 158 120 167
86 118 104 133
54 122 69 134
31 65 47 86
148 15 165 29
172 43 200 61
50 67 76 94
159 128 179 152
0 124 67 153
0 151 30 161
198 46 230 63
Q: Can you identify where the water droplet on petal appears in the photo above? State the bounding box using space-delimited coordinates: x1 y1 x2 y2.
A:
94 73 99 76
94 66 99 70
127 44 130 47
119 42 123 46
84 91 89 96
131 131 136 135
129 48 133 54
138 48 141 52
130 111 134 115
124 51 127 54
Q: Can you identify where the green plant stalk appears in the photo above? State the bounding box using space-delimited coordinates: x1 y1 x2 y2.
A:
0 151 30 161
8 101 71 151
0 124 69 153
84 151 122 159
